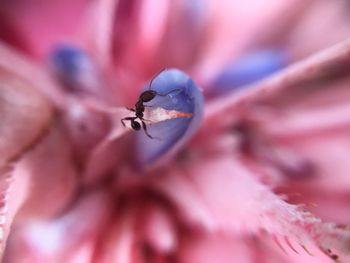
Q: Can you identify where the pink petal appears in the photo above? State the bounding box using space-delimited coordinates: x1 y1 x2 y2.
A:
0 166 17 260
82 0 119 66
141 205 177 253
178 232 252 263
157 156 350 260
287 1 350 61
0 0 89 57
98 210 135 263
0 59 53 259
13 126 77 222
195 0 307 81
205 39 350 122
0 42 67 108
63 97 111 163
0 67 53 163
4 190 112 262
153 171 216 230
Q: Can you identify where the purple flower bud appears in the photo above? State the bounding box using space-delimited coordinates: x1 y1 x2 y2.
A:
134 69 204 168
49 44 99 94
207 50 287 97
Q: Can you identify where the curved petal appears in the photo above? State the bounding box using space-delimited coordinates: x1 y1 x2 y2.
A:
0 54 53 259
4 189 112 263
0 70 53 164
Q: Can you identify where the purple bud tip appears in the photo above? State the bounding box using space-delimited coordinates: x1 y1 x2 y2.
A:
207 50 287 97
134 69 204 168
49 44 97 93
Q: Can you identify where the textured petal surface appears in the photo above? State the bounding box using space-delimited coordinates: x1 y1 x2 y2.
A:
156 156 350 261
0 53 54 261
0 70 53 164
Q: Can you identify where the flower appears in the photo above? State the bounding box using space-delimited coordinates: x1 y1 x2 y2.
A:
1 1 350 263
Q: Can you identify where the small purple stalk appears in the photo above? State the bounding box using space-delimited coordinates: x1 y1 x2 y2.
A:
49 44 100 95
207 50 287 97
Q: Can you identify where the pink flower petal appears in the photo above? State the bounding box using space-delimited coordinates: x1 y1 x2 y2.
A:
0 42 67 108
0 0 88 57
178 233 252 263
287 1 350 61
141 205 177 253
4 189 112 262
98 210 135 263
0 57 54 259
0 69 53 164
195 0 307 81
82 0 119 66
205 38 350 123
13 126 77 222
157 156 350 260
153 171 216 230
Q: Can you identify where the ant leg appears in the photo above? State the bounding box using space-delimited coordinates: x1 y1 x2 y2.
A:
126 107 136 112
121 117 135 127
121 119 126 127
141 120 154 139
143 118 153 123
141 121 162 141
139 105 154 122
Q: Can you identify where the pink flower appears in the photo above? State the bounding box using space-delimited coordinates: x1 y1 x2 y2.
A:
1 1 350 262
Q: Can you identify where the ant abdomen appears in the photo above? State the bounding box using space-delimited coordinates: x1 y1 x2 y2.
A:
131 121 141 130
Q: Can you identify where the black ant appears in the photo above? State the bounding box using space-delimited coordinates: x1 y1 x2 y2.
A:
121 71 181 139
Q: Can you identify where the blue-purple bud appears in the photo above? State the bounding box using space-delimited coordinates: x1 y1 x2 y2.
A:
134 69 204 168
207 50 287 97
49 44 98 94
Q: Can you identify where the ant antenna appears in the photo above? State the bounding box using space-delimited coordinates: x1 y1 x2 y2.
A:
148 68 167 90
147 68 182 97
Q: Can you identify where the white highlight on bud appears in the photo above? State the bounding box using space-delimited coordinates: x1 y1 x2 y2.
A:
143 106 193 123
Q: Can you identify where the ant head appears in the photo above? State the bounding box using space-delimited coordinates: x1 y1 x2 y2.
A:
140 90 157 102
131 120 141 130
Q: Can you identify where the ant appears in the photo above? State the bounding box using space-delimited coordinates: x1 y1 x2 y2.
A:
121 70 181 139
